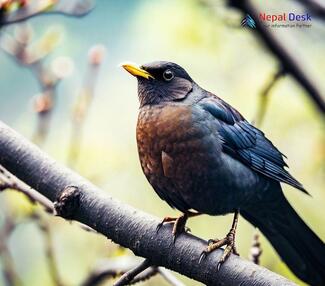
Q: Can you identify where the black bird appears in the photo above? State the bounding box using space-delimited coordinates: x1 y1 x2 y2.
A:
122 61 325 285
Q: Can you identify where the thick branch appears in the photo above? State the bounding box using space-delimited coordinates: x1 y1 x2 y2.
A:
0 121 297 286
229 0 325 115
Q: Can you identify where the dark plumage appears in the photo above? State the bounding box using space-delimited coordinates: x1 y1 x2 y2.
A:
123 61 325 285
200 96 307 193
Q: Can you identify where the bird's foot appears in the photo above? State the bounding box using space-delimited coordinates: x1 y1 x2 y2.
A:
156 213 190 242
199 210 240 270
199 230 239 269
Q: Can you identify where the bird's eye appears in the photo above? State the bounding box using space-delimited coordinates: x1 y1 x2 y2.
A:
163 70 174 81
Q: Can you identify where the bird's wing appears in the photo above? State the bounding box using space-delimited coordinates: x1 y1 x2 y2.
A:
199 96 307 193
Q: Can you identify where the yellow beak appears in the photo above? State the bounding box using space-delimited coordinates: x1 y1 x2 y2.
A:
122 63 154 80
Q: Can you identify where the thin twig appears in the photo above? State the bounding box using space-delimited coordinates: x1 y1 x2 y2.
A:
81 269 121 286
81 256 183 286
0 0 94 27
0 207 23 286
0 169 63 285
249 229 263 265
0 166 62 284
34 212 65 286
0 25 61 145
68 44 106 166
0 164 54 212
158 268 186 286
128 267 158 285
80 257 142 286
113 259 152 286
254 68 285 127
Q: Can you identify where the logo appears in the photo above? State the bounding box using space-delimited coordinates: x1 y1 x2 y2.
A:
241 14 256 29
240 12 312 29
259 12 312 28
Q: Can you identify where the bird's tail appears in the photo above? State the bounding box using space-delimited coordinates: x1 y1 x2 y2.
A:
242 191 325 286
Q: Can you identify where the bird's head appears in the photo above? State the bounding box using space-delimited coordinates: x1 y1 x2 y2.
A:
122 61 194 107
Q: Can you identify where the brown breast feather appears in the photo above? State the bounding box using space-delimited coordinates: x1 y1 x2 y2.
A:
161 151 174 178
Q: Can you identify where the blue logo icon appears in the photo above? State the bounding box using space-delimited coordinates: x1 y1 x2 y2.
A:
241 14 256 28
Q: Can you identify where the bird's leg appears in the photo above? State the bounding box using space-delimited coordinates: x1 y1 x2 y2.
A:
156 211 200 242
199 210 240 269
156 213 189 242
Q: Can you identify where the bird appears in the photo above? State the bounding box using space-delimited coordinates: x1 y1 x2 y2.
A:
122 61 325 285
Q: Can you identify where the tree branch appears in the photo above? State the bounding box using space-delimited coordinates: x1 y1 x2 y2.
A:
0 213 22 286
249 230 262 265
0 121 297 286
158 268 186 286
298 0 325 19
0 24 64 145
68 45 106 166
254 68 285 127
0 0 94 27
0 164 54 212
229 0 325 115
113 259 152 286
81 256 184 286
35 212 65 286
80 257 142 286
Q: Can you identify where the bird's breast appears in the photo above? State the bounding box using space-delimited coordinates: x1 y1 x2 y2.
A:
136 104 226 212
137 104 221 177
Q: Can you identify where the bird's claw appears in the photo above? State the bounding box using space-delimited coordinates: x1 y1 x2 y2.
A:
199 230 239 269
198 250 208 264
171 215 189 243
217 240 236 268
157 214 189 243
156 216 177 233
173 234 178 243
199 211 240 269
156 222 164 233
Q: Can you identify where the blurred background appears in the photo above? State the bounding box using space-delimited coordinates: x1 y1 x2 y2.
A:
0 0 324 285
